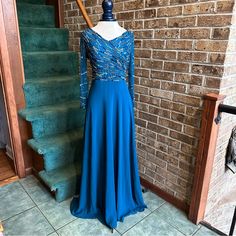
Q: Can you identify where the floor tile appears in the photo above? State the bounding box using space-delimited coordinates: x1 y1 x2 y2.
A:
157 203 200 235
2 207 54 236
116 208 151 234
123 210 184 236
57 218 120 236
143 191 165 212
20 175 52 205
38 198 76 230
48 232 59 236
193 226 219 236
0 181 35 220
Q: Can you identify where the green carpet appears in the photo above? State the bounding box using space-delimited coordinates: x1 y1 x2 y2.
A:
17 0 85 202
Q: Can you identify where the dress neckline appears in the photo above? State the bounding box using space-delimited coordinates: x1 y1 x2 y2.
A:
88 28 130 43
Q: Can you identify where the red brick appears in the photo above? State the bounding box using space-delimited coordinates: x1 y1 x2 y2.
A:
173 93 201 107
164 62 189 72
156 6 182 17
195 41 228 52
155 29 179 39
153 51 177 60
181 28 210 39
144 19 167 29
175 73 203 86
169 17 196 28
166 40 193 50
198 15 232 27
183 2 215 15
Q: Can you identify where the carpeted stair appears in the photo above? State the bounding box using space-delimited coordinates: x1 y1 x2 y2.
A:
17 0 85 202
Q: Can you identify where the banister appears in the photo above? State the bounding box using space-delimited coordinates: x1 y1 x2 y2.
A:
76 0 93 28
215 103 236 124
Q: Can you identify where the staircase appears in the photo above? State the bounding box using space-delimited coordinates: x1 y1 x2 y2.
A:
17 0 85 202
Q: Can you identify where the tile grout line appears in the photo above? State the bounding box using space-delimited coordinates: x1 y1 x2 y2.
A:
19 177 118 235
192 226 202 236
120 200 167 235
153 208 188 236
53 218 78 233
2 205 36 223
1 181 36 222
36 205 58 233
154 206 200 236
18 179 56 233
2 183 200 236
54 192 159 235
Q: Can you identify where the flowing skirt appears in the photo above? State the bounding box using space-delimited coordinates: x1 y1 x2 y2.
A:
70 79 147 229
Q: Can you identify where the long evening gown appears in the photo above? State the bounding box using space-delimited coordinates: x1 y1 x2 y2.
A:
70 28 147 230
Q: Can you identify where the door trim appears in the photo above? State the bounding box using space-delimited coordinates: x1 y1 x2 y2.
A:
0 0 33 178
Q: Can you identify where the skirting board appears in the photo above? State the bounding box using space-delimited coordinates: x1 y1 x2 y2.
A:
140 177 189 214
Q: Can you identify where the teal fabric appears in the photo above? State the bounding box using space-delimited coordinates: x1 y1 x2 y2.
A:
70 29 147 229
17 0 84 202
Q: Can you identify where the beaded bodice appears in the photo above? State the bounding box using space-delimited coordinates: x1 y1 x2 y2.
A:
79 28 135 109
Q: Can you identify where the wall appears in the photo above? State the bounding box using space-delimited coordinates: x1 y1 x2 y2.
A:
0 77 11 150
63 0 235 207
204 2 236 233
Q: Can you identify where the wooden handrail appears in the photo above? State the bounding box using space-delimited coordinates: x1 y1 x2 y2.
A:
76 0 93 28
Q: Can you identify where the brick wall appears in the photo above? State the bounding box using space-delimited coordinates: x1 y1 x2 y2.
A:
63 0 235 208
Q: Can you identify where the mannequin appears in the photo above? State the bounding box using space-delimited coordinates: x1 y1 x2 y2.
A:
70 0 147 232
91 0 127 41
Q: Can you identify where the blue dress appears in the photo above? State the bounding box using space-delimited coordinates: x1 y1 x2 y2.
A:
70 28 147 230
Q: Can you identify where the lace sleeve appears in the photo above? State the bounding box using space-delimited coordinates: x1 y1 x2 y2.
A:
80 34 88 110
128 33 135 107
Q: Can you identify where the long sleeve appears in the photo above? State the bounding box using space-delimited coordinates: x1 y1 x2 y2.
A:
128 33 135 107
80 35 88 110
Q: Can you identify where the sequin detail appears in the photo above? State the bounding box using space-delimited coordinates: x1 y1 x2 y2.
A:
79 28 135 109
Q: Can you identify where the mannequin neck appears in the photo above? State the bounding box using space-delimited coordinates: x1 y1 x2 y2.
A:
96 21 119 29
91 21 127 41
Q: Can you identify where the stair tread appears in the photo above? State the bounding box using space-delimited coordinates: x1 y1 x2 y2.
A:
20 26 67 31
23 51 78 79
20 27 69 52
39 162 82 191
17 2 55 28
19 100 81 120
23 51 76 55
17 2 52 7
17 0 46 5
25 75 79 84
28 129 84 154
18 0 82 202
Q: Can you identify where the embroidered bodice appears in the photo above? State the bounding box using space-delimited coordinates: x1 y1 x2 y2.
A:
79 28 135 109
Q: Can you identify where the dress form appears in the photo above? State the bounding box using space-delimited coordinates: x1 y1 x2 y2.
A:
91 0 127 41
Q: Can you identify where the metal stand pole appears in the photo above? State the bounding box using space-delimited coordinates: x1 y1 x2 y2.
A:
229 206 236 236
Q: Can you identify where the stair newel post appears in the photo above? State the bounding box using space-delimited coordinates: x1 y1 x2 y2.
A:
189 93 226 224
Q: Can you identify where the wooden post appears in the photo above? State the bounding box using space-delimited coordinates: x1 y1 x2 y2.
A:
46 0 64 28
0 0 34 178
189 93 226 224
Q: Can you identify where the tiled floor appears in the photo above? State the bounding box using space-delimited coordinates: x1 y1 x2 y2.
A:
0 175 219 236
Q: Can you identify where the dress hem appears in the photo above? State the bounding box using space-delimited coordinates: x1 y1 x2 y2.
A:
70 203 148 229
